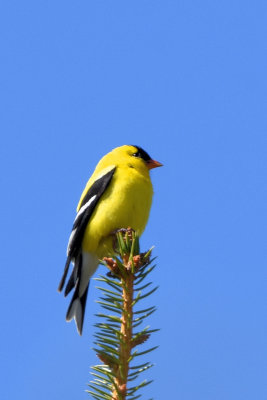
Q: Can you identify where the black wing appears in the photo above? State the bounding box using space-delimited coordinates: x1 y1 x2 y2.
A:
58 167 116 292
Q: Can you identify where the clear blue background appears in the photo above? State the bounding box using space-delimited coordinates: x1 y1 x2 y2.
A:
0 1 266 399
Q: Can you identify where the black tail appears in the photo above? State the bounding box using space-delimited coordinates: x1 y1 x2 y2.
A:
66 281 89 335
64 253 82 297
58 255 71 292
59 251 99 335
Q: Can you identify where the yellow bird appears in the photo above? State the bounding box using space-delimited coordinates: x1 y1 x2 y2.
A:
58 145 162 335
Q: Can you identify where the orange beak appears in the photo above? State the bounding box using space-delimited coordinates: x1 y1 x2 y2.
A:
147 159 163 170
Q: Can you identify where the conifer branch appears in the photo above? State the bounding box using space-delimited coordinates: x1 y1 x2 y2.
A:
87 229 158 400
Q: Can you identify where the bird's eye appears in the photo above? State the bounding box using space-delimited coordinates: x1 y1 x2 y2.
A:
132 152 140 158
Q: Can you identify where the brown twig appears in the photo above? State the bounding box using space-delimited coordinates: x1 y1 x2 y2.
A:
112 256 134 400
91 230 154 400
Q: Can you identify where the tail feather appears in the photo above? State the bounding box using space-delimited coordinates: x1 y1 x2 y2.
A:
66 283 89 335
60 251 99 335
64 268 76 297
64 253 82 297
58 255 71 292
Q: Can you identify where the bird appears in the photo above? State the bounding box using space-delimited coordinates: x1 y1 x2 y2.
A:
58 145 162 335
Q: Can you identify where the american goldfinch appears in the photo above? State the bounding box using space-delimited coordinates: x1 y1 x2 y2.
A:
58 145 162 335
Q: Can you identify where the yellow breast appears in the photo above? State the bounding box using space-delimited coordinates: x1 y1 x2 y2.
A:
82 165 153 258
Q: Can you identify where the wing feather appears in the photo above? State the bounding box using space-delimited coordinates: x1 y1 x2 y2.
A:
58 166 116 292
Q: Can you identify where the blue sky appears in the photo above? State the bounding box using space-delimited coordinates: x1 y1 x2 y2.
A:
0 1 266 399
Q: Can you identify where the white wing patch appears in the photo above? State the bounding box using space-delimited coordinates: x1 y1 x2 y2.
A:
67 194 97 255
76 165 115 211
67 229 77 255
74 194 97 222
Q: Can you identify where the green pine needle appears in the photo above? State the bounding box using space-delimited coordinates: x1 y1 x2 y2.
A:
89 231 158 399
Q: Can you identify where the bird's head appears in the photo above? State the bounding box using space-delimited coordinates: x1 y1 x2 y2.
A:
105 145 163 173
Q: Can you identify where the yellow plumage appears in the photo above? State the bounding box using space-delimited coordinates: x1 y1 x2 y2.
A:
79 146 153 258
58 144 162 334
